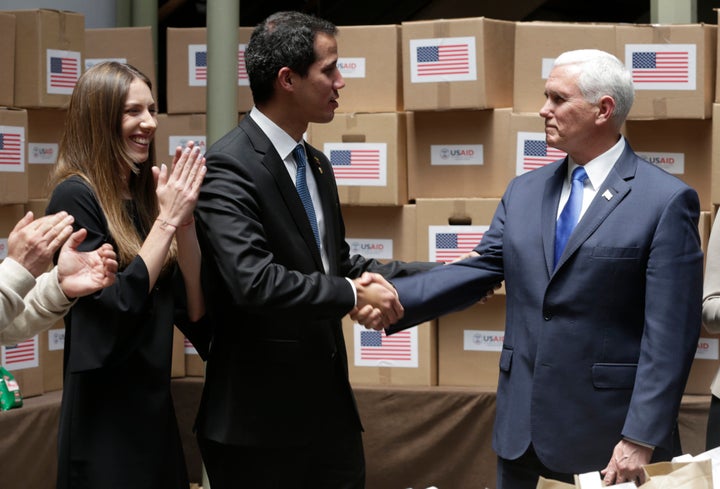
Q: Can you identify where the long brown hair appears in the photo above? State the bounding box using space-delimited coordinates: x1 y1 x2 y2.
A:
51 61 176 269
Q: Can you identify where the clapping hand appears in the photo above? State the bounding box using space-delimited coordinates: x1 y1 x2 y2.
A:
56 229 118 299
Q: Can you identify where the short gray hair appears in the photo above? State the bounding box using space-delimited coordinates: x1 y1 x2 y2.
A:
553 49 635 127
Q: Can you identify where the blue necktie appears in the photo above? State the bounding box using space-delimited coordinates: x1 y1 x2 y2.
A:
293 144 321 250
554 166 588 267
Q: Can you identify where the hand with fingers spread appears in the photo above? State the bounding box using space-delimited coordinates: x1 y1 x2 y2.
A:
350 272 403 330
8 211 75 278
56 229 118 299
154 141 207 230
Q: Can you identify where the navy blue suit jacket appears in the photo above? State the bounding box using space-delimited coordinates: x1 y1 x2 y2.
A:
389 141 703 473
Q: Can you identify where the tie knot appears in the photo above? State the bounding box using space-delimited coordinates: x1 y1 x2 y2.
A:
294 144 306 168
572 166 588 183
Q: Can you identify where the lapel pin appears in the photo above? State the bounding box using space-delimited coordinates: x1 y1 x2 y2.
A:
314 156 323 174
602 189 613 201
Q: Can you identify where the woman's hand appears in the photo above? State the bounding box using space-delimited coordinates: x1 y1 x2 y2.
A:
154 141 206 229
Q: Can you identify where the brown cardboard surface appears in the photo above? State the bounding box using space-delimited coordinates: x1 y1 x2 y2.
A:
0 108 29 205
84 27 157 99
26 108 65 200
166 27 253 114
336 24 402 113
401 17 515 111
154 113 208 165
342 316 437 386
623 118 712 211
171 327 185 378
341 204 420 262
438 296 506 388
617 23 716 120
308 112 408 205
513 21 617 114
0 13 16 107
407 109 512 200
39 320 64 393
12 9 84 109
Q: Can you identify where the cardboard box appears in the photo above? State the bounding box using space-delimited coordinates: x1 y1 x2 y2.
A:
513 21 617 114
171 327 185 378
12 9 84 109
623 118 712 211
154 113 208 164
342 317 437 386
308 112 408 205
510 111 567 176
166 27 253 114
401 17 515 111
617 23 716 120
184 336 204 377
407 108 513 200
438 295 506 388
0 108 29 205
27 108 65 200
341 204 421 262
710 104 720 205
336 24 402 113
39 320 64 392
84 27 157 99
0 13 16 107
0 204 43 398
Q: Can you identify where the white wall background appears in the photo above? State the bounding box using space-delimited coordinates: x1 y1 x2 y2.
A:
0 0 117 28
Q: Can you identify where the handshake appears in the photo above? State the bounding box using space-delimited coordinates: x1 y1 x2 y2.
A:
350 272 403 331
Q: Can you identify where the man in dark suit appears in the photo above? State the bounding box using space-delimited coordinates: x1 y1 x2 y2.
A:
193 11 437 489
369 49 703 488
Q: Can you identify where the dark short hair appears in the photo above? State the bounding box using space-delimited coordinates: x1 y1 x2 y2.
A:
245 11 337 105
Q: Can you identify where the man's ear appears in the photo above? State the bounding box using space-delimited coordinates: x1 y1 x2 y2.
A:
596 95 616 124
278 66 294 91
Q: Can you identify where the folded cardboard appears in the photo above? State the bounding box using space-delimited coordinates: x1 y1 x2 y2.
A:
26 108 65 200
336 24 402 113
11 9 84 108
401 17 515 111
166 27 253 114
0 108 29 205
513 21 617 114
0 13 16 107
407 108 512 200
84 27 157 99
341 204 421 262
308 112 408 205
154 113 208 165
617 23 716 120
623 118 712 211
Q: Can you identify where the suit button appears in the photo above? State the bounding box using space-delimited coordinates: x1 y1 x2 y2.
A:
543 311 552 321
330 350 337 359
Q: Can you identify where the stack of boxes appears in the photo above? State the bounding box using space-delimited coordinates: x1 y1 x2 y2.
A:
1 8 720 399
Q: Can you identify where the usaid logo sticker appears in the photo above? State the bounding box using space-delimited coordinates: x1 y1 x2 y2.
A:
0 239 7 260
637 152 684 175
29 143 58 164
431 144 484 166
168 136 206 156
338 57 366 78
463 329 505 352
348 238 393 260
696 337 719 360
48 329 65 351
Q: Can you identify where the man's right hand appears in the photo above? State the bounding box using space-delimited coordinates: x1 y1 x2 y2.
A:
8 211 74 278
351 272 403 330
56 229 118 299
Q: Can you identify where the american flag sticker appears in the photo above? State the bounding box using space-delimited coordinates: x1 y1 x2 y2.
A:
0 126 25 173
188 44 250 87
516 131 566 175
625 44 696 91
409 36 477 83
429 225 487 263
2 336 39 370
353 322 418 367
324 142 387 186
183 337 198 355
46 49 81 94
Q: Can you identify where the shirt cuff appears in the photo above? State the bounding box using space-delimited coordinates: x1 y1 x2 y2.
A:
345 277 357 307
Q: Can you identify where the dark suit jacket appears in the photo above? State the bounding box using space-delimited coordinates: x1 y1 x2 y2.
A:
388 142 703 473
194 114 437 447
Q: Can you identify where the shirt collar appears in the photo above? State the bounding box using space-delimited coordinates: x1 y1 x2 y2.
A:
249 106 303 161
567 136 625 191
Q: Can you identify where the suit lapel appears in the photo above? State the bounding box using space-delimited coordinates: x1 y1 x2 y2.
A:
243 118 325 271
554 145 636 271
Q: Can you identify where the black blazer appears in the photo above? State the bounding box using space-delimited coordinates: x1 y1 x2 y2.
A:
194 114 436 447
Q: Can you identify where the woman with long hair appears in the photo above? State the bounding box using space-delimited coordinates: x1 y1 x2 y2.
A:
46 61 208 489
